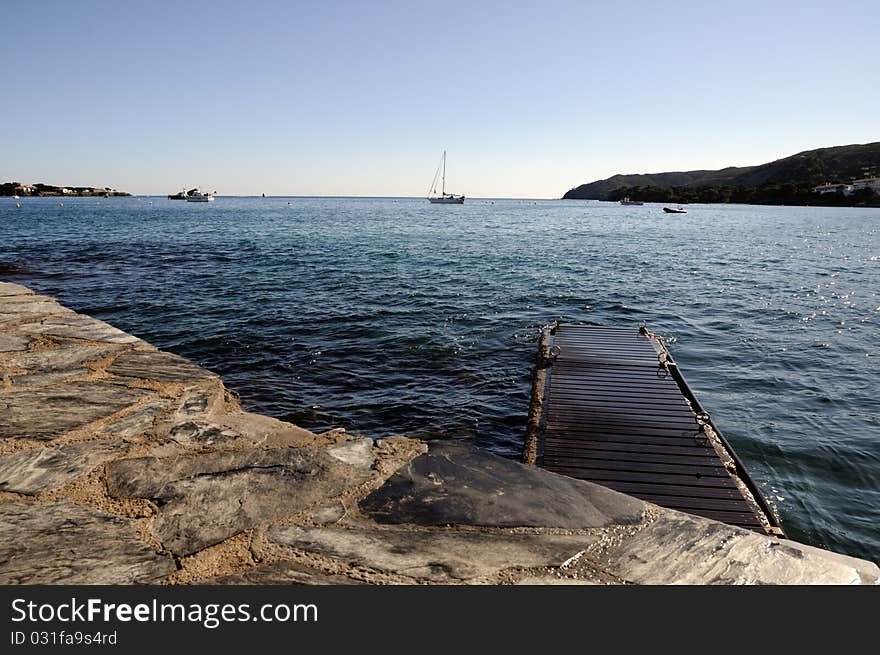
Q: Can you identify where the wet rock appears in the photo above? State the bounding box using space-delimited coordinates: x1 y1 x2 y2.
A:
0 334 30 352
599 513 871 585
0 381 153 441
361 441 646 529
0 500 174 584
6 343 124 372
99 398 175 437
267 525 597 582
0 440 128 494
14 315 143 344
107 349 216 383
206 561 365 585
106 447 375 555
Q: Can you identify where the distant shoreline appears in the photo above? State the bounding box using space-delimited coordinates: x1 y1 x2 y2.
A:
2 182 129 197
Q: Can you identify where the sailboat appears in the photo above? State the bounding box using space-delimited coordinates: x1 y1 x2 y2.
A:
427 150 465 204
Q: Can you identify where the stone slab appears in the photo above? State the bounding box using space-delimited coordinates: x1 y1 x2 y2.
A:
10 370 87 388
13 315 143 344
107 349 216 383
0 381 153 440
361 441 646 529
0 334 30 352
206 561 366 585
0 294 60 306
0 300 72 316
0 282 34 297
780 540 879 585
167 420 240 447
99 398 175 437
327 438 374 469
600 513 868 585
106 447 375 555
6 343 124 372
0 440 128 494
0 500 175 584
268 525 598 582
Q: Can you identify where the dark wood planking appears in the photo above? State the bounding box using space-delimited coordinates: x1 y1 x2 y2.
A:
538 325 770 533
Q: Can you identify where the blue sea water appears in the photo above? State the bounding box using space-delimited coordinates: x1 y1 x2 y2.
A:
2 195 878 562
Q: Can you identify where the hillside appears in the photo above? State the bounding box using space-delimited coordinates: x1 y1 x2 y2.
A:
563 142 880 203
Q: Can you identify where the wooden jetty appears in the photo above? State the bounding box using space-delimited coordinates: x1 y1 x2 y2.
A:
524 324 783 534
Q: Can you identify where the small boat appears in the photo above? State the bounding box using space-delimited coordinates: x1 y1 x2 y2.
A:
168 187 198 200
185 190 215 202
619 196 643 206
663 207 687 214
427 151 465 204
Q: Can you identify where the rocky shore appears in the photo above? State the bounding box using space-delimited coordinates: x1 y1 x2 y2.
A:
1 281 877 585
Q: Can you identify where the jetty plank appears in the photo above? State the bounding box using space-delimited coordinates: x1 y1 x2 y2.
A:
533 324 782 534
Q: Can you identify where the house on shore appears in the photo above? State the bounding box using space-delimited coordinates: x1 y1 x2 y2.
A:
813 178 879 196
812 182 853 194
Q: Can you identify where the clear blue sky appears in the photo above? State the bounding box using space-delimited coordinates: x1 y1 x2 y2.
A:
3 0 877 197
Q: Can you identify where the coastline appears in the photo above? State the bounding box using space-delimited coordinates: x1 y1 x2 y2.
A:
1 281 876 585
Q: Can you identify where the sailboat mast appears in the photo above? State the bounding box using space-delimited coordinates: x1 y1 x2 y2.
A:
442 150 446 196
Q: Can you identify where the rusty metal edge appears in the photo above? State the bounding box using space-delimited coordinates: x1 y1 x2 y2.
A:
522 323 555 465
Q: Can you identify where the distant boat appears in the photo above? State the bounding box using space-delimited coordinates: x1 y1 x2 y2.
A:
168 187 198 200
186 190 215 202
620 197 643 206
427 151 465 204
663 207 687 214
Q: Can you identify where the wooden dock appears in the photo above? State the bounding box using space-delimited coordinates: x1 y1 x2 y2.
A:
524 324 782 534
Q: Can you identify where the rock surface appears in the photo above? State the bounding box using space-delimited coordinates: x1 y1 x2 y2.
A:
107 447 376 555
0 334 30 352
596 513 871 585
268 524 598 582
0 440 128 494
12 315 142 344
108 349 216 382
207 561 366 585
0 501 174 584
0 381 153 440
361 441 646 529
1 282 877 586
6 342 123 372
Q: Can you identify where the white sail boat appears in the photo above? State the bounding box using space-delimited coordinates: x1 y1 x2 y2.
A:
427 150 465 204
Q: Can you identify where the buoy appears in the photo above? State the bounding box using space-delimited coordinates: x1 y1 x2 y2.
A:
59 202 64 207
16 202 21 208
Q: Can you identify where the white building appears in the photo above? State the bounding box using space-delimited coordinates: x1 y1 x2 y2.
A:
812 182 852 194
850 177 880 193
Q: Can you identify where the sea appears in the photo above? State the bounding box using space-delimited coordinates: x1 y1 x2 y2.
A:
2 196 878 563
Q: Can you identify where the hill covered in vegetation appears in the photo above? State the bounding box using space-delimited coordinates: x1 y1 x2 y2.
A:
562 142 880 205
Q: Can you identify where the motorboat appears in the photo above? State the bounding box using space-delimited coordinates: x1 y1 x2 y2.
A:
185 190 215 202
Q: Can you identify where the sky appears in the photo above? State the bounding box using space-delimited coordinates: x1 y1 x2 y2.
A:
2 0 877 198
